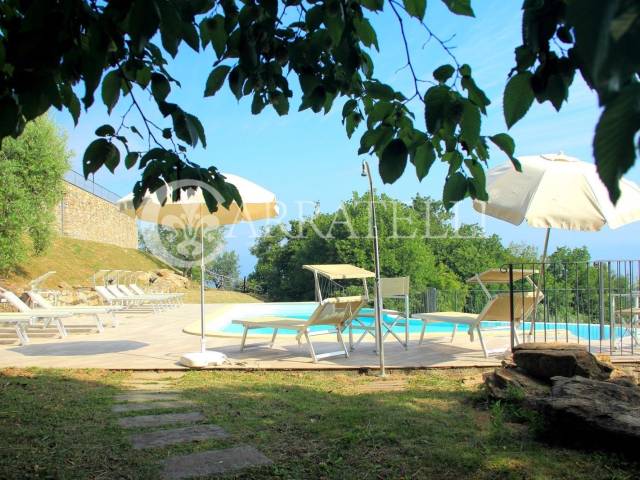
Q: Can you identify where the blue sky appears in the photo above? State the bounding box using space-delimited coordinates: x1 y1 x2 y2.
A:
51 0 640 276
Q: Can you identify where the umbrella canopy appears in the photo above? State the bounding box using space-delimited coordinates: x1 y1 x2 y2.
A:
116 173 279 366
116 173 278 228
473 153 640 339
473 153 640 232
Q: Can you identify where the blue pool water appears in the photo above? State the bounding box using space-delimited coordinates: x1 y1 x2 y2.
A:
218 306 625 341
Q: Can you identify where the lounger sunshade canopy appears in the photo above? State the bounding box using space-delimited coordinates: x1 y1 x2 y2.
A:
303 264 375 280
466 269 535 285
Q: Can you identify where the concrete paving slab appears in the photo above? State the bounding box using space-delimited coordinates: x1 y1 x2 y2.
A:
117 412 206 429
161 445 272 479
130 424 228 449
121 382 176 391
114 392 181 402
112 400 196 413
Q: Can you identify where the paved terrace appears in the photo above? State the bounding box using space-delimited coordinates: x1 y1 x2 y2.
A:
0 305 636 369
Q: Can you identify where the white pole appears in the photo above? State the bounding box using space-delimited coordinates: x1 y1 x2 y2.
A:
200 217 206 353
530 227 550 338
362 160 385 376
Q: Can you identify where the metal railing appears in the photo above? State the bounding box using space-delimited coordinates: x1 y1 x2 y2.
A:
504 260 640 357
415 260 640 357
64 169 121 203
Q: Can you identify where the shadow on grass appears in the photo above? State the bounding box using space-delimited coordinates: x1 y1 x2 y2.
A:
0 368 638 480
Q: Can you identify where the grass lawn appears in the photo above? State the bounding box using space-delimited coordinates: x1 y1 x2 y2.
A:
0 368 637 479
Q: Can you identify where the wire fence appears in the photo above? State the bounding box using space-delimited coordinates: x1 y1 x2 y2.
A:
64 169 121 203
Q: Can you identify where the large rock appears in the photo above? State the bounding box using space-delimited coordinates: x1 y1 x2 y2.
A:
540 375 640 452
151 269 191 291
513 342 613 381
483 366 550 404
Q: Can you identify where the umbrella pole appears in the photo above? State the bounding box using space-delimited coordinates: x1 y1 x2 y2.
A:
530 227 550 339
200 219 206 353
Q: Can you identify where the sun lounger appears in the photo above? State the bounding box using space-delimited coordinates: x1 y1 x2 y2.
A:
233 296 366 362
0 288 76 339
103 284 167 311
118 284 183 306
0 312 38 345
26 291 123 329
412 291 542 357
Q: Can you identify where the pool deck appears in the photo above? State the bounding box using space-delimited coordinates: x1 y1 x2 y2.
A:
0 304 637 370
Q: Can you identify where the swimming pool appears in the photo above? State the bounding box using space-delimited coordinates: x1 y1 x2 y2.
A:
206 302 625 341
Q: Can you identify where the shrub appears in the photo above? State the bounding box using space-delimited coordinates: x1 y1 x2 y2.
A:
0 115 70 272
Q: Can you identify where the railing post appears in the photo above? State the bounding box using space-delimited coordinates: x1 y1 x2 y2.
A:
508 264 516 351
598 262 605 340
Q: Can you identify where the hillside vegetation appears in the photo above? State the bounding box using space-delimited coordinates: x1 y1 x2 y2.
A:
1 236 169 290
1 236 260 303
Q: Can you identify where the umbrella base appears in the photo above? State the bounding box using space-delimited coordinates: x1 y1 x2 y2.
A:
179 351 227 368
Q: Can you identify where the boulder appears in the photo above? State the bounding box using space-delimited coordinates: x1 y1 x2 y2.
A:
483 366 550 404
150 269 191 291
513 342 613 381
540 375 640 452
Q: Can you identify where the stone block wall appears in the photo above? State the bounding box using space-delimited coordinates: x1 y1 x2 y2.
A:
54 181 138 249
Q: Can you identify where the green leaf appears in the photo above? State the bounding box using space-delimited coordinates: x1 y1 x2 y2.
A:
379 138 408 184
95 124 115 137
354 17 379 50
151 73 171 102
441 0 474 17
271 92 289 116
403 0 427 20
594 84 640 203
228 67 245 100
460 100 481 148
251 93 265 114
503 72 534 128
0 95 20 138
489 133 521 171
101 70 121 114
424 85 450 134
364 81 396 101
412 142 436 181
204 65 231 97
514 46 536 70
361 0 384 11
83 139 120 177
181 22 200 52
125 152 139 169
465 158 488 200
433 64 455 83
129 0 161 54
442 172 468 209
162 128 172 139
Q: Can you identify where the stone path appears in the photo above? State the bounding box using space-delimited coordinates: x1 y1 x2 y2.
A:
114 372 272 478
162 446 272 479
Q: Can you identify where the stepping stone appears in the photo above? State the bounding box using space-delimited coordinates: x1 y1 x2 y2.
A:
112 400 195 413
114 392 181 402
161 445 272 479
122 383 175 391
128 372 185 380
118 412 205 429
129 424 228 449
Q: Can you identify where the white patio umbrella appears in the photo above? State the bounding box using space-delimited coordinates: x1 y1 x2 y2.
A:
473 153 640 337
116 173 279 367
473 153 640 263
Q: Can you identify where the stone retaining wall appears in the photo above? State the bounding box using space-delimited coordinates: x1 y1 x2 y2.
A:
54 181 138 249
